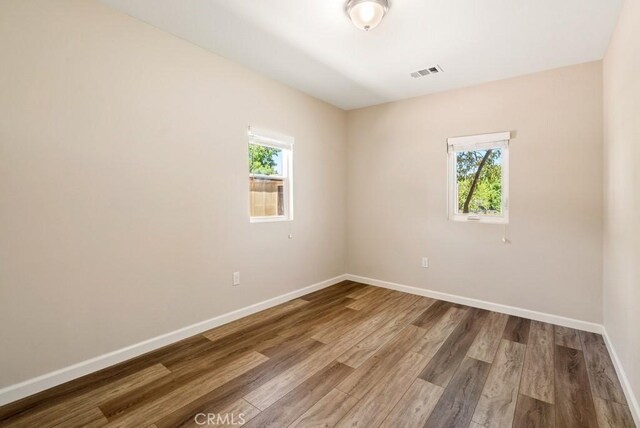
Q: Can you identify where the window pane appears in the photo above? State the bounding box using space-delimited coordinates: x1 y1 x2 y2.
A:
456 148 503 216
249 144 283 176
249 143 286 218
249 176 284 217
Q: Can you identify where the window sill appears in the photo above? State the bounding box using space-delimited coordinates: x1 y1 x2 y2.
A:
250 216 292 224
450 215 508 224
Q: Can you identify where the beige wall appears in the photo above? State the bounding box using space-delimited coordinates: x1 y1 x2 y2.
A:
347 62 604 323
0 0 347 387
603 0 640 410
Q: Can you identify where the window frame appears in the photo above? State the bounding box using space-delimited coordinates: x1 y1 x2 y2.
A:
447 132 510 224
248 127 294 223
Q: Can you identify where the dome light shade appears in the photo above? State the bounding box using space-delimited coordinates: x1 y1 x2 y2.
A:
346 0 389 31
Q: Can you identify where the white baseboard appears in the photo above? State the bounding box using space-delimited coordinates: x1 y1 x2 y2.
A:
602 329 640 427
0 274 347 407
345 274 604 334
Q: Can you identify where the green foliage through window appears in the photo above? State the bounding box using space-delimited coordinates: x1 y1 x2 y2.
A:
249 144 280 175
456 149 502 215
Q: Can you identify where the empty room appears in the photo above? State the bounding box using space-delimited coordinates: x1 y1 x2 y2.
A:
1 0 638 427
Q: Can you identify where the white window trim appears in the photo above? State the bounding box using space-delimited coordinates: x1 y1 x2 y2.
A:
248 126 294 223
447 132 510 224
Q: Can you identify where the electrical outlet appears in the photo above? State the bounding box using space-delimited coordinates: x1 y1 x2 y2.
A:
233 271 240 286
421 257 429 268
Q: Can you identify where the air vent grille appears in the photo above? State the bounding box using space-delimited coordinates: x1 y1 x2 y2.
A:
411 65 443 78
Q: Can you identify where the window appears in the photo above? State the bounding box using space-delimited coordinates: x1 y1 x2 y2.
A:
248 127 293 222
447 132 510 223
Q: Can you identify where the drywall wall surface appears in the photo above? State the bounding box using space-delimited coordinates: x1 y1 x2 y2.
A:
603 0 640 413
0 0 347 387
347 61 603 323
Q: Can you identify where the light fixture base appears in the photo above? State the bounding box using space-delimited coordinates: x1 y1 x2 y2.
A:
345 0 389 31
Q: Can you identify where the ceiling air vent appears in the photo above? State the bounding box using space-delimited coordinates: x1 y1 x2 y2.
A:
411 65 443 78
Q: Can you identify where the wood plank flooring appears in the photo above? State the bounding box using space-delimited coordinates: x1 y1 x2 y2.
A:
0 281 635 427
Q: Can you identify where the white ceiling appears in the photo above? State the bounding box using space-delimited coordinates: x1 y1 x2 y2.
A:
101 0 623 110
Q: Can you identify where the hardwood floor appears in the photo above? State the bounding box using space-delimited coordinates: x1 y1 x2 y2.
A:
0 281 635 427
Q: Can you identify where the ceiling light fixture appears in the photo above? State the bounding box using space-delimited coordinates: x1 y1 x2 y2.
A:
346 0 389 31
